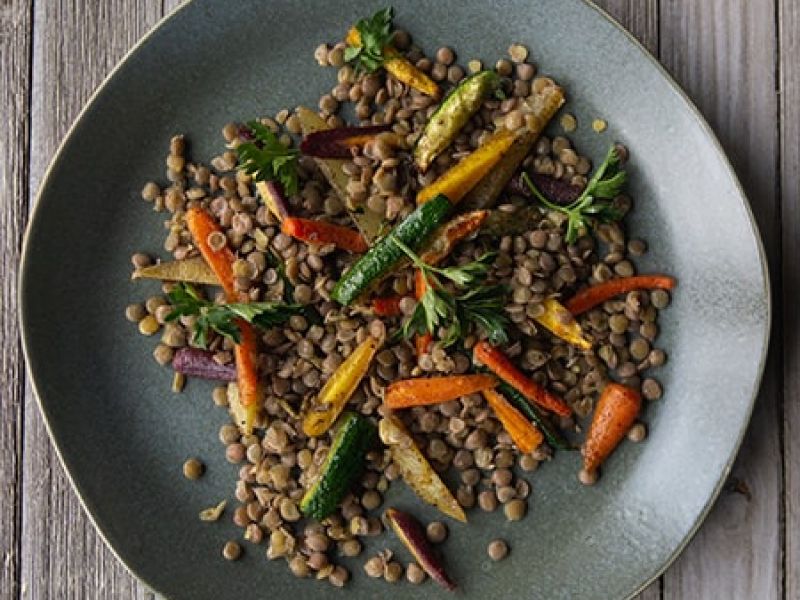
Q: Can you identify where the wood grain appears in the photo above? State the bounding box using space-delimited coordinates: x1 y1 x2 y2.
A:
0 2 32 598
780 0 799 598
22 3 166 598
658 1 783 598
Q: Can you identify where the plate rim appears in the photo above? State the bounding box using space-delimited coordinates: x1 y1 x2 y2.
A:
18 1 772 598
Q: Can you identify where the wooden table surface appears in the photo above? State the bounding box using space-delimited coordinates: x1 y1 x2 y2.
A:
1 1 797 598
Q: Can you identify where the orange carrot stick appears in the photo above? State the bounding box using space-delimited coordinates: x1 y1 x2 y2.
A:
372 295 406 317
233 321 260 406
185 208 261 429
582 383 642 473
473 341 571 417
565 275 676 316
414 269 433 357
185 207 238 298
385 374 497 409
281 217 369 253
482 389 543 454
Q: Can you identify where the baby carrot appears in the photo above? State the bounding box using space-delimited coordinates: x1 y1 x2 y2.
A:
414 269 433 357
372 295 406 317
482 389 543 454
185 207 260 432
185 207 238 298
281 217 369 253
582 383 642 473
385 374 497 409
473 340 572 417
565 275 676 316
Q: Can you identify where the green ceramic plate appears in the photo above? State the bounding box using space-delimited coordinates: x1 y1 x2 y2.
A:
20 1 770 598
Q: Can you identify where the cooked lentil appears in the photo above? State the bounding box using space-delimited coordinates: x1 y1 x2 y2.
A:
425 520 448 543
487 539 509 561
222 541 242 561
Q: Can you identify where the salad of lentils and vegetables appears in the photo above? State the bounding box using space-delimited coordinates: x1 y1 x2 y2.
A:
126 7 675 589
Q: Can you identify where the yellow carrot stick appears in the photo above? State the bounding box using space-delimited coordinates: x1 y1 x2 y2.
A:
416 128 517 205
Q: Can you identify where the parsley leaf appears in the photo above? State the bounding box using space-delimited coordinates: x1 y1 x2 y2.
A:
236 121 300 195
346 7 394 73
166 282 303 348
391 237 510 347
523 144 628 243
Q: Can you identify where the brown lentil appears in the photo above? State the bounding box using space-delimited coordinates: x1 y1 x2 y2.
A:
642 378 663 400
406 562 426 584
424 520 448 544
504 498 527 521
182 458 204 480
628 422 647 442
222 541 242 561
487 539 509 561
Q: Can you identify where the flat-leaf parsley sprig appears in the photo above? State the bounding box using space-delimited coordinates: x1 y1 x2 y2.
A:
343 7 394 72
523 144 627 243
390 237 510 347
236 121 300 195
166 282 303 348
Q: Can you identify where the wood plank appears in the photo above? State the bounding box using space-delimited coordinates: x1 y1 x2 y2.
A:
594 3 661 597
658 1 782 598
0 2 32 598
22 2 167 598
594 0 659 54
780 1 799 598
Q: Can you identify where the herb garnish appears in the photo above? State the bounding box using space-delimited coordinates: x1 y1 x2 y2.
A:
391 237 510 347
166 283 303 348
236 121 300 195
523 144 627 243
344 7 394 73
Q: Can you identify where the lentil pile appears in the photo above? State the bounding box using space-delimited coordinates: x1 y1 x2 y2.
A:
126 8 673 590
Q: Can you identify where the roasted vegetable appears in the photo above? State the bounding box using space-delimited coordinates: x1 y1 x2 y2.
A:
413 269 432 357
507 171 582 205
345 8 440 99
132 256 218 285
172 347 236 381
385 374 497 408
379 416 466 522
414 70 500 172
385 508 457 591
371 295 406 317
419 210 488 265
295 106 384 242
185 207 261 432
281 217 369 253
583 383 642 473
458 81 565 211
534 298 592 350
480 205 541 237
303 336 381 437
301 412 376 519
497 382 574 451
255 180 290 222
331 194 452 306
300 124 392 158
566 275 677 316
482 389 543 454
417 128 517 205
473 341 571 417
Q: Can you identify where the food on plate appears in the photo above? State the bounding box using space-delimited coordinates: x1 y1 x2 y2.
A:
126 5 675 588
